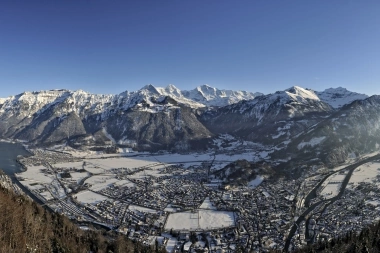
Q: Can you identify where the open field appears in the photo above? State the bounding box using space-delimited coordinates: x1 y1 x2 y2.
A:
74 190 107 204
347 161 380 188
320 172 347 198
85 175 119 191
165 210 235 231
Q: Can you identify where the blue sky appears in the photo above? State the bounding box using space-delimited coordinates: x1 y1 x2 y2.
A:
0 0 379 97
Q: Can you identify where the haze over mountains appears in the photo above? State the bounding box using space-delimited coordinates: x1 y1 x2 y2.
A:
0 84 376 167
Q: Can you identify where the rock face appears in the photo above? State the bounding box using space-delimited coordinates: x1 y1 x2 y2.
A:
0 84 378 166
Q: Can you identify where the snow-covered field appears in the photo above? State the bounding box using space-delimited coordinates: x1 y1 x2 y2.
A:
16 165 54 193
128 204 158 214
320 172 347 198
74 190 107 204
165 210 235 231
47 147 273 172
47 151 268 174
16 149 272 223
84 175 119 191
85 157 158 170
320 183 341 198
17 165 52 184
248 175 264 188
18 151 250 199
68 172 89 183
347 161 380 188
82 162 106 174
113 179 135 187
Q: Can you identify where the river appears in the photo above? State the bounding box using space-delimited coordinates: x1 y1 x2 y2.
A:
284 153 380 252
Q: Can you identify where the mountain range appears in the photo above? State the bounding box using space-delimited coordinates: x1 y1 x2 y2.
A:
0 84 377 167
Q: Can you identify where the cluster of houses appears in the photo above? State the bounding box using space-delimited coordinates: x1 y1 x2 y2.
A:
16 148 380 252
299 183 380 248
19 148 79 166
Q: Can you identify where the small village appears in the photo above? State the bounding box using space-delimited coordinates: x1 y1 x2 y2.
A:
14 148 380 252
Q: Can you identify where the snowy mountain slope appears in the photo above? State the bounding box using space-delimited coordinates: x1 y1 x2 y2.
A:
0 85 201 122
235 86 329 118
0 85 364 119
199 85 368 148
112 84 261 109
316 87 368 108
0 90 70 116
200 86 333 145
141 84 262 107
0 85 218 149
276 95 380 167
140 84 205 108
181 84 263 107
0 84 259 148
0 84 375 158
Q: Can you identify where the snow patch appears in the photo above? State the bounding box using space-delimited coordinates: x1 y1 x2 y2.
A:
248 175 264 188
316 87 368 108
297 137 326 150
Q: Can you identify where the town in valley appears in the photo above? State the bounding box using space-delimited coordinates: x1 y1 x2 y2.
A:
11 139 380 253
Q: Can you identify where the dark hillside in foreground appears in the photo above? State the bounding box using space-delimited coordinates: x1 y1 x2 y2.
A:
270 221 380 253
0 184 164 253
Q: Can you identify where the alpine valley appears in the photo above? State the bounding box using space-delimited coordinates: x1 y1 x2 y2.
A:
0 84 374 168
2 84 380 252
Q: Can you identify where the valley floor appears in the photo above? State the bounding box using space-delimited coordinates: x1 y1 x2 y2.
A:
13 145 380 252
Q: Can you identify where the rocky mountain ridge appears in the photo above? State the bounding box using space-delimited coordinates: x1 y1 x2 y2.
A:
0 84 376 167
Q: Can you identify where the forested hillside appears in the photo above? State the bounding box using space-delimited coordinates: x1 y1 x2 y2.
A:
271 222 380 253
0 183 164 253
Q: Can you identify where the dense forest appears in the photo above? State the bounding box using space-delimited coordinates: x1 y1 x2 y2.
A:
271 222 380 253
0 183 165 253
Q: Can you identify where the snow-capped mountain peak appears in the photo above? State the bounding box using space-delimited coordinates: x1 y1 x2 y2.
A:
0 89 71 115
196 84 217 94
0 84 375 160
164 84 182 96
123 84 262 108
139 84 160 95
316 87 368 108
285 86 320 102
182 84 262 107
